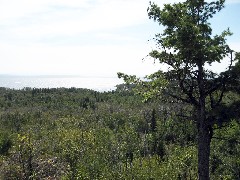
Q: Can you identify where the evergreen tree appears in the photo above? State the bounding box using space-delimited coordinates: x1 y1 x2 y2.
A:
119 0 239 179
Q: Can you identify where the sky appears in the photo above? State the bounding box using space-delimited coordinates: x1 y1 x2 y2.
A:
0 0 240 77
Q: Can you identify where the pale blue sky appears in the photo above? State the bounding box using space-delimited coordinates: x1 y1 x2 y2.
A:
0 0 239 77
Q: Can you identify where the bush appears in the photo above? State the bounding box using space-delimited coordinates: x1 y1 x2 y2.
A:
0 132 12 155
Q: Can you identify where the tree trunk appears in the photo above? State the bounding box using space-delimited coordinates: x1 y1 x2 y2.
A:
197 108 211 180
196 57 211 179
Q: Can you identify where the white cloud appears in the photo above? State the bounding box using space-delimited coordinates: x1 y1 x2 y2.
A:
0 0 158 76
0 42 158 76
0 0 91 21
0 0 149 40
0 0 239 77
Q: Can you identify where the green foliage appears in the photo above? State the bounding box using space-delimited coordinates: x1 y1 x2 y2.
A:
0 86 239 179
0 132 12 155
118 0 240 179
211 120 240 179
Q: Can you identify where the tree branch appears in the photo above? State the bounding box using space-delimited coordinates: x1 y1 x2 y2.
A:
177 65 199 106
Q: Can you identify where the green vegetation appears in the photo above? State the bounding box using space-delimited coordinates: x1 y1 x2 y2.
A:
0 0 239 179
0 86 239 179
119 0 240 179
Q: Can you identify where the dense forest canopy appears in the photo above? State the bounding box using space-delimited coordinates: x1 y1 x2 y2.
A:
0 86 239 179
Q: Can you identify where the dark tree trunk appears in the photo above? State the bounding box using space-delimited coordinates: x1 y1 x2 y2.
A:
197 62 211 180
198 121 211 179
197 104 211 180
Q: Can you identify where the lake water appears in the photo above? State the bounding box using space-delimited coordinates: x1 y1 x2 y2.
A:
0 76 124 91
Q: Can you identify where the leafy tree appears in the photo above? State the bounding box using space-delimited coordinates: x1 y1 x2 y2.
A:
118 0 239 179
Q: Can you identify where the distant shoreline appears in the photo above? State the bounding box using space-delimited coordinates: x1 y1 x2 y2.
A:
0 74 118 78
0 76 123 92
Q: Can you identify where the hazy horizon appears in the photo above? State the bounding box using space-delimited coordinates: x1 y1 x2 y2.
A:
0 73 121 78
0 75 124 91
0 0 239 77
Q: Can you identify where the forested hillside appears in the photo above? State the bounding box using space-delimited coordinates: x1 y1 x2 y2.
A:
0 87 239 179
